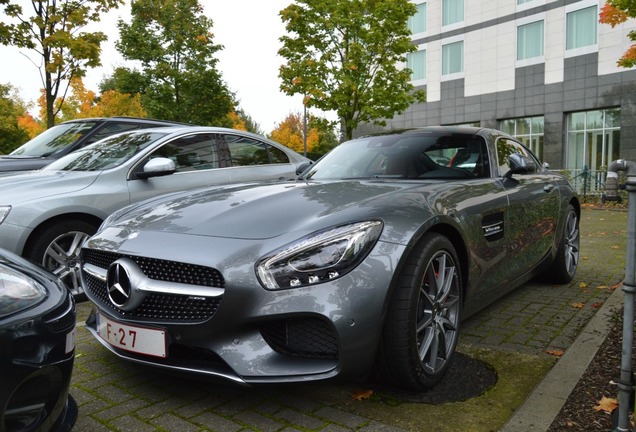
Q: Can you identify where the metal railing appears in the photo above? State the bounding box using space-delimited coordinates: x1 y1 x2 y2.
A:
560 166 607 197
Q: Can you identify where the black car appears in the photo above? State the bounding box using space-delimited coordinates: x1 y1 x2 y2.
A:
0 249 76 431
0 117 189 172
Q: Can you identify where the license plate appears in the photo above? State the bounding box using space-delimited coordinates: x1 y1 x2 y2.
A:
97 312 167 358
65 327 76 354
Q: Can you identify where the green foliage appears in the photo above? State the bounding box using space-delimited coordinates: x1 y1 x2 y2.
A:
0 83 30 154
236 108 264 135
0 0 124 128
308 116 339 158
278 0 426 140
115 0 234 126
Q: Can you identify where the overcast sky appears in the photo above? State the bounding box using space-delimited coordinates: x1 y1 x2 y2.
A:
0 1 331 133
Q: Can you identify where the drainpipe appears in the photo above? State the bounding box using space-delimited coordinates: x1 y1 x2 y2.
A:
609 159 636 432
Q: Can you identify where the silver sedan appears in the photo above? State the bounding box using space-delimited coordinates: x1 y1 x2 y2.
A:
0 126 311 300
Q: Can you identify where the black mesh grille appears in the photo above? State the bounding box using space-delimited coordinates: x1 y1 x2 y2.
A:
261 318 338 359
82 249 224 323
43 298 76 333
83 249 225 287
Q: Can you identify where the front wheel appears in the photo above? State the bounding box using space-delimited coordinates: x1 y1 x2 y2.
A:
24 220 98 302
375 233 462 391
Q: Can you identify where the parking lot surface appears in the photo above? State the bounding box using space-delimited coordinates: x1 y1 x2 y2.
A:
70 208 628 431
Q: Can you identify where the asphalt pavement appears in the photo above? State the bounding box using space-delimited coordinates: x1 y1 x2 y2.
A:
70 208 628 431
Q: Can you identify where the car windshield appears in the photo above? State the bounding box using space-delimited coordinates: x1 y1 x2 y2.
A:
303 131 489 180
10 121 98 157
43 131 167 172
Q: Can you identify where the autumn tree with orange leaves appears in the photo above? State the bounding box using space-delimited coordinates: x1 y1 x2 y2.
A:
270 112 338 158
36 78 146 124
600 1 636 67
270 112 319 154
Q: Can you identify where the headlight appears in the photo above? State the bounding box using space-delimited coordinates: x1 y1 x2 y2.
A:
0 206 11 224
0 263 47 318
257 221 383 290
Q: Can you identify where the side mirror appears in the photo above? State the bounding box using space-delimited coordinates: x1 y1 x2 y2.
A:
296 161 313 176
136 157 176 179
504 153 536 178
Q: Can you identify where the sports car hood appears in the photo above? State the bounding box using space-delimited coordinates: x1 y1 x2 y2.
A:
107 180 437 240
0 170 99 204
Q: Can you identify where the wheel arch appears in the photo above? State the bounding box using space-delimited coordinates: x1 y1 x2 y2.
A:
386 222 469 307
427 223 470 302
23 213 103 256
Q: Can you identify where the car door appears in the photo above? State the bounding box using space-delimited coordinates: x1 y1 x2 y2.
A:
221 134 298 182
127 132 232 203
495 137 561 283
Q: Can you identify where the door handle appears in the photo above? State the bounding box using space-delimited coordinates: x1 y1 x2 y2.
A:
543 183 554 193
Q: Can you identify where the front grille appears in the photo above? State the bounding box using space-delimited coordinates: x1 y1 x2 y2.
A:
261 317 338 359
82 249 224 323
84 249 225 287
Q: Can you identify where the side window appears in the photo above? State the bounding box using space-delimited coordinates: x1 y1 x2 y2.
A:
149 133 220 172
496 138 532 176
421 135 488 178
224 135 272 166
268 145 290 164
86 122 145 145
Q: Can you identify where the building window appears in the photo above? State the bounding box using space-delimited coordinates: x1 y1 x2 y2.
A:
407 49 426 82
517 20 544 61
566 109 621 191
566 5 597 50
500 116 544 161
409 3 427 35
442 0 463 27
442 41 463 75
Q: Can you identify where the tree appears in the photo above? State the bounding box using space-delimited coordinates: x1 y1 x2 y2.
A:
0 83 31 153
269 111 338 157
270 111 318 154
35 78 146 123
228 107 264 135
0 0 124 128
278 0 426 141
600 1 636 68
115 0 234 126
61 78 146 119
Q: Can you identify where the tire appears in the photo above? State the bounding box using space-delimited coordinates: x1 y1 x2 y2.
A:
24 220 98 302
375 233 462 391
544 204 580 284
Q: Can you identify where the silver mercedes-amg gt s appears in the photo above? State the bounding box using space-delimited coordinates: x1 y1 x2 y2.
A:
80 126 580 390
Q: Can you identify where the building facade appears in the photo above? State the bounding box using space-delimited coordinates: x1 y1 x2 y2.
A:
378 0 636 191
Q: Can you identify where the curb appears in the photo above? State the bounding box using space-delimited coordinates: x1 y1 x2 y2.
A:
500 282 625 431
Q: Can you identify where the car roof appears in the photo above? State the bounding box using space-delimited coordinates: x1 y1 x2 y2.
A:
60 117 192 126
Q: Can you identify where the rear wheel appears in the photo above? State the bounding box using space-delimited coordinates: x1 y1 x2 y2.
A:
375 233 462 390
24 220 98 301
543 204 579 284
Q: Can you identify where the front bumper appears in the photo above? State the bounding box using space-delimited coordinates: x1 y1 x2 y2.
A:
0 277 76 432
81 236 405 385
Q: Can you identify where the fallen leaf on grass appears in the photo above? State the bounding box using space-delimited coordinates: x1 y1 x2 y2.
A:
611 245 620 249
352 389 374 401
572 302 585 309
546 349 564 357
592 302 603 309
594 396 618 413
579 282 587 289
